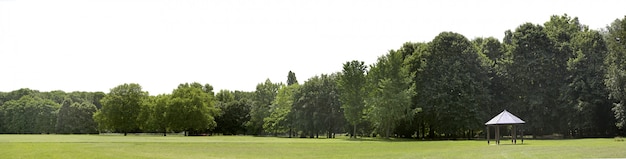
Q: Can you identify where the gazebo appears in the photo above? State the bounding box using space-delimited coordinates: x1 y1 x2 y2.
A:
485 110 525 145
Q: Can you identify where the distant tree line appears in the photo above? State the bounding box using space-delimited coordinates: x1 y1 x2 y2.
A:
1 14 626 138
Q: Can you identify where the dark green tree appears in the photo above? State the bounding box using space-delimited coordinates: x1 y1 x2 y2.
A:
215 98 252 135
292 74 343 138
506 23 569 136
287 71 298 85
417 32 491 138
56 98 98 134
605 16 626 132
1 95 59 134
94 83 147 136
167 82 218 136
565 29 615 137
248 79 282 135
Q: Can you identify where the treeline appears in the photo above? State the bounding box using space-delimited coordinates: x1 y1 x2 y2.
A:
1 14 626 138
0 89 104 134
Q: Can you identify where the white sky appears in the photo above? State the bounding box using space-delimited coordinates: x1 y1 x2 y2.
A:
1 0 624 95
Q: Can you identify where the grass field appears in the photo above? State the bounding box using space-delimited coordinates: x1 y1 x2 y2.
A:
1 134 625 159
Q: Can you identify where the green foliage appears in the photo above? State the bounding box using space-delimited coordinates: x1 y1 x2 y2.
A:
215 90 235 103
2 14 626 138
214 89 251 135
415 32 490 137
0 95 59 133
95 83 147 135
263 84 299 135
56 98 98 134
167 82 219 135
215 98 251 135
292 74 344 138
338 60 367 138
287 71 298 85
565 29 614 136
505 22 570 135
138 94 169 135
605 16 626 130
248 79 282 135
366 50 415 138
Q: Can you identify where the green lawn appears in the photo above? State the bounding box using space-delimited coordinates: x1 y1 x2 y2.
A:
1 134 625 159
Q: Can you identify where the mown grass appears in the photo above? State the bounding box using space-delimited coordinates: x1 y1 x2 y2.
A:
1 134 625 158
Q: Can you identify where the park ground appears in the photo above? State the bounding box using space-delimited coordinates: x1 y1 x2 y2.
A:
1 134 626 159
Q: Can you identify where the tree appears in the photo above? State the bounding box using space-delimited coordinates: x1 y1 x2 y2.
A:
337 60 367 138
605 16 626 132
263 84 299 136
505 23 568 136
366 50 415 139
0 95 59 134
94 83 147 136
215 98 252 135
215 90 235 103
248 79 282 135
292 74 343 138
167 82 218 136
214 89 247 135
565 29 614 137
402 42 430 138
56 98 98 134
287 71 298 85
472 37 509 117
138 94 170 136
416 32 490 138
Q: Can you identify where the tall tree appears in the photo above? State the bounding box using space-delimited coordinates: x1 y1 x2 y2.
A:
248 79 282 135
338 60 367 138
215 98 251 135
403 42 430 138
56 98 98 134
506 23 569 136
264 84 299 136
292 74 343 138
565 29 614 137
94 83 147 136
366 50 415 139
415 32 490 138
605 16 626 133
287 71 298 85
167 82 218 136
472 37 508 117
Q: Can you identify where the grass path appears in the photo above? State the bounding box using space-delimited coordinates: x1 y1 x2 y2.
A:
1 135 625 158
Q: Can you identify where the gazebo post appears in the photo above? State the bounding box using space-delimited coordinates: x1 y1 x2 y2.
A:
487 126 490 145
522 129 524 144
496 125 500 145
512 125 516 144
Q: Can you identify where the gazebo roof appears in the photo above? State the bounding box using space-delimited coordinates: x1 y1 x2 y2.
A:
485 110 525 125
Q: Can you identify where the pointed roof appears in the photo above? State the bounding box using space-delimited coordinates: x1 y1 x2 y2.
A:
485 110 525 125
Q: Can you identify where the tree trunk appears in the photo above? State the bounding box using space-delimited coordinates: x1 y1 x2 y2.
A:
353 124 357 139
428 125 435 139
124 132 127 136
385 125 391 139
420 122 425 139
